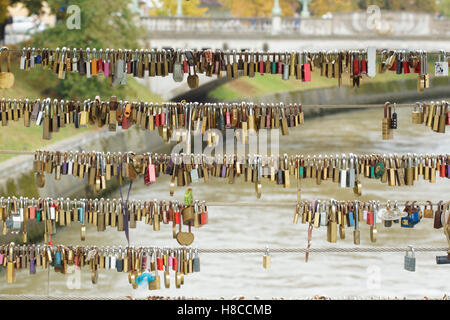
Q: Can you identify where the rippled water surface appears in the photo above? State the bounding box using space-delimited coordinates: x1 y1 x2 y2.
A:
1 107 449 299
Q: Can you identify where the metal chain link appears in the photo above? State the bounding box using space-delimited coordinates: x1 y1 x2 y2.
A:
198 247 448 254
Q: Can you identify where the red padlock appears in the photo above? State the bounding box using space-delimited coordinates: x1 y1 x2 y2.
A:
154 112 160 127
157 257 164 271
183 60 189 74
441 162 446 178
160 112 166 126
97 58 103 73
172 257 178 271
174 211 180 225
303 63 311 82
414 61 421 73
353 57 360 76
366 211 374 225
361 59 367 74
200 204 208 225
403 61 410 74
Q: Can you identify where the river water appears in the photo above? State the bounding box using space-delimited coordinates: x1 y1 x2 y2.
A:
1 106 449 299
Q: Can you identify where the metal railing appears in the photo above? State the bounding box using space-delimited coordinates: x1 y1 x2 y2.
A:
140 12 450 37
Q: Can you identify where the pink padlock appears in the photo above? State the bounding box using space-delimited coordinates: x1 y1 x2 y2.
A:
103 62 110 77
28 206 36 220
168 256 173 267
225 111 231 128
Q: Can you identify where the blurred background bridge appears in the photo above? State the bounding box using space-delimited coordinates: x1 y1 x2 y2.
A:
137 2 450 99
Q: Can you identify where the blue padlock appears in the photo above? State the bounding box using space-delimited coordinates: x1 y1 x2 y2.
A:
348 211 354 227
409 210 421 225
401 216 413 228
54 251 62 267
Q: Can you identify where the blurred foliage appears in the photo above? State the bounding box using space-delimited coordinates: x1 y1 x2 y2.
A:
437 0 450 16
28 0 141 99
219 0 299 17
148 0 208 16
219 0 440 17
0 0 45 23
310 0 356 16
355 0 437 13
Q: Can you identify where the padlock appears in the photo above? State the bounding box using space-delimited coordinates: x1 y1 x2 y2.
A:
423 201 434 218
193 248 200 272
148 273 161 290
262 246 271 269
404 246 416 272
182 205 194 225
390 104 398 129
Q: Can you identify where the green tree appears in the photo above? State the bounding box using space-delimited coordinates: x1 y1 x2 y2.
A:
1 0 45 23
29 0 140 99
148 0 209 16
438 0 450 17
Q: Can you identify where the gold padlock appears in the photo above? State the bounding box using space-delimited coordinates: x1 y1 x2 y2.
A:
182 205 194 225
262 247 271 269
148 274 160 290
6 243 15 284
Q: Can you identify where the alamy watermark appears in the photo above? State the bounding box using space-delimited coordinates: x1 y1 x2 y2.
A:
169 128 280 166
66 5 81 30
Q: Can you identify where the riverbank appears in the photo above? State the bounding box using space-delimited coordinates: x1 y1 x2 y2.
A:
0 126 173 245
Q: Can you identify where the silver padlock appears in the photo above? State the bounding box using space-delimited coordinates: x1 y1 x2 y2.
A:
404 245 416 272
347 154 355 188
339 155 347 188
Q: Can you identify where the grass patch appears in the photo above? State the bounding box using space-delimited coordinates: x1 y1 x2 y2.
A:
0 56 163 163
207 63 449 100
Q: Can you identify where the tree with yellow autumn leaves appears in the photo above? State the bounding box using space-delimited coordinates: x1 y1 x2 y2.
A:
148 0 209 16
218 0 440 17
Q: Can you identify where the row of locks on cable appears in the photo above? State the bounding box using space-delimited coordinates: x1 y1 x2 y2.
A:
0 197 208 245
382 101 449 140
9 47 447 90
2 96 449 142
293 200 450 244
33 151 450 197
1 242 200 289
0 98 304 141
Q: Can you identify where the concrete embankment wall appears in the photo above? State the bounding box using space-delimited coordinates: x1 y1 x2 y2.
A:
175 77 450 118
0 127 172 244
